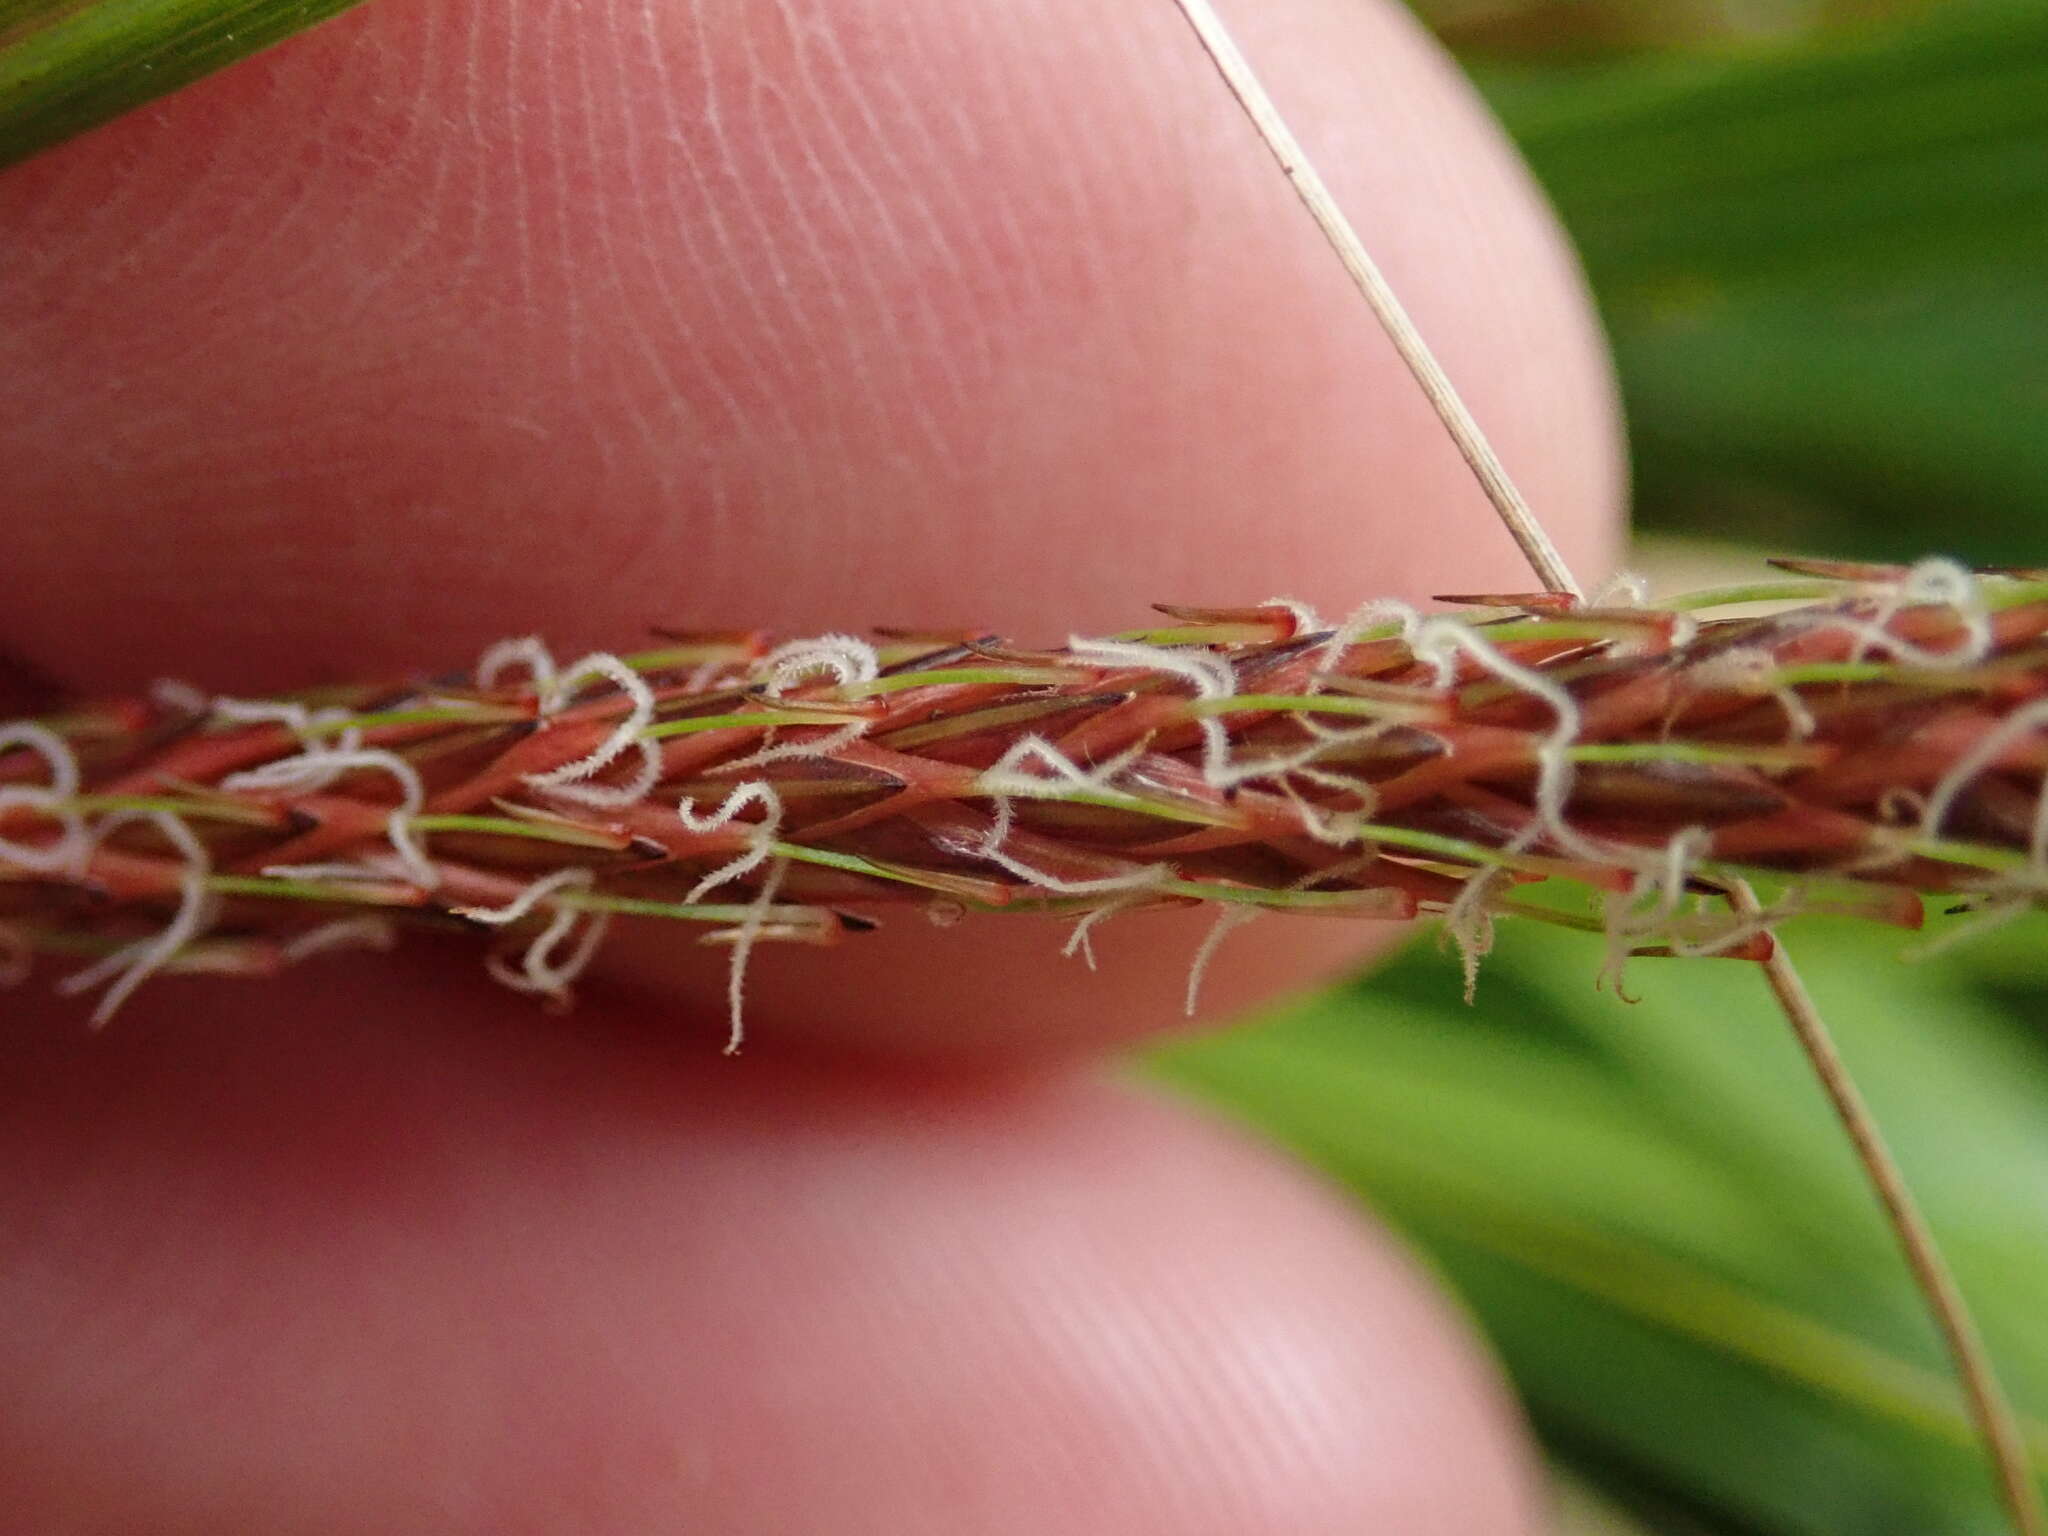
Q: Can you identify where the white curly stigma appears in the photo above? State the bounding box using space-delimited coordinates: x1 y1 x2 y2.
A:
676 782 784 903
722 635 880 771
0 722 87 875
1437 867 1503 1004
148 677 211 717
1684 646 1816 741
716 855 789 1055
1278 767 1378 848
1598 826 1714 986
484 640 663 808
1921 696 2048 883
1790 557 1993 669
974 736 1170 895
1061 892 1149 972
1589 571 1650 608
462 866 611 1005
210 697 366 782
1870 557 1991 664
522 653 662 809
1184 903 1262 1016
456 865 594 927
761 634 881 695
476 635 560 698
1298 598 1423 746
56 809 215 1026
280 915 399 965
1410 617 1603 863
1257 595 1324 636
1069 634 1240 789
228 747 435 890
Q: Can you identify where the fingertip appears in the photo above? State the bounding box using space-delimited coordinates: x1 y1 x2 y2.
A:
605 895 1393 1064
0 971 1540 1533
1 0 1618 690
1 0 1621 1059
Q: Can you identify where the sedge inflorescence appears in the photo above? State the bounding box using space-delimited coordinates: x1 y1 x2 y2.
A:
4 557 2047 1047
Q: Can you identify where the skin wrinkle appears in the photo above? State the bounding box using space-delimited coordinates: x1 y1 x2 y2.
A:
0 996 1540 1529
756 1 961 468
570 9 693 501
188 46 348 300
917 56 1055 323
870 28 1037 344
648 3 806 452
1008 13 1130 350
494 4 542 324
3 0 1614 686
800 0 993 417
537 14 619 488
735 15 883 474
336 11 476 321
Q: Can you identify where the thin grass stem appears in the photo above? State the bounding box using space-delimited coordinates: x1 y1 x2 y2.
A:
1160 4 2047 1526
1166 0 1581 600
1729 879 2047 1535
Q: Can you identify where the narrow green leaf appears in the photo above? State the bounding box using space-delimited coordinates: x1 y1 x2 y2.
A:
0 0 371 169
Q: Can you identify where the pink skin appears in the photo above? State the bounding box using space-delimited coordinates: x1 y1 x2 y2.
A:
0 0 1621 1529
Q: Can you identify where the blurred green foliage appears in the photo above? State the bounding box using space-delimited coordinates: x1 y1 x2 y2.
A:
0 0 370 170
1470 1 2048 564
1158 915 2048 1532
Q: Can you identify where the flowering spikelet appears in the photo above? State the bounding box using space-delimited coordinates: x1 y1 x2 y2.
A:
5 557 2047 1036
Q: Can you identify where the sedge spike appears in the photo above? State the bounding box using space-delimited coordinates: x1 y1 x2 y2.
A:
2 557 2046 1037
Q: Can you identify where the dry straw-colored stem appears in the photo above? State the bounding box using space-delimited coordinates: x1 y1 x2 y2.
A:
1729 877 2048 1534
1166 0 1582 601
1162 3 2044 1528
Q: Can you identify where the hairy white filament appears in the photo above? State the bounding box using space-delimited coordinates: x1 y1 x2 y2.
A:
725 635 881 770
1257 595 1324 636
974 736 1171 895
1684 646 1816 741
719 856 789 1055
1184 903 1262 1015
456 865 594 926
1599 826 1714 987
1062 894 1147 971
1069 635 1239 788
676 782 784 902
0 722 87 875
148 677 211 717
1787 558 1993 670
1297 599 1423 747
1410 617 1602 863
209 698 366 785
56 809 215 1026
463 866 610 1005
759 635 881 696
226 748 435 889
280 915 399 965
485 907 613 1004
476 635 560 699
1921 696 2048 880
523 653 661 808
1589 571 1650 608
